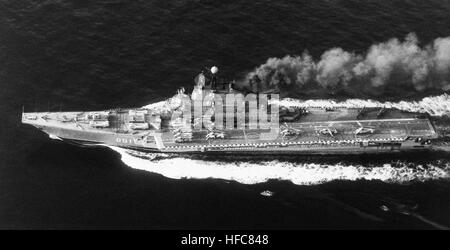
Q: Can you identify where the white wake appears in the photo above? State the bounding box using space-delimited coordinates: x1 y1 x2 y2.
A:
110 146 450 185
274 94 450 117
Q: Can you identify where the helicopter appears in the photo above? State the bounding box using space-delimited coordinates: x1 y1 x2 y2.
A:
280 122 302 138
354 121 375 135
205 128 226 140
316 123 338 137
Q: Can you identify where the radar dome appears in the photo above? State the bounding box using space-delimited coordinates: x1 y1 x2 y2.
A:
211 66 219 74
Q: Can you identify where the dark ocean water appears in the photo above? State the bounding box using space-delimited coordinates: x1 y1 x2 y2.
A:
1 0 450 229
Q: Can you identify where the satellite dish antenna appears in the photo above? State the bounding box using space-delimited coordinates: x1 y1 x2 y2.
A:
211 66 219 74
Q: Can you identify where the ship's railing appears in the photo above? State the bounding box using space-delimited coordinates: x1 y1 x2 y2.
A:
165 137 408 149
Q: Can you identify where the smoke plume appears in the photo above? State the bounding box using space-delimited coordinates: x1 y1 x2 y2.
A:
242 33 450 98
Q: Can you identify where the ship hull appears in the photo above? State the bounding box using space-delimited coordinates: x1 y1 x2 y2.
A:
24 117 437 156
53 136 433 157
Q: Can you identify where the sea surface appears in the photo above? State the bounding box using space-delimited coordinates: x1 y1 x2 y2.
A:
1 0 450 229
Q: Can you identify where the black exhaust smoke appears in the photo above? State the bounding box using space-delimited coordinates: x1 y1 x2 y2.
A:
238 33 450 99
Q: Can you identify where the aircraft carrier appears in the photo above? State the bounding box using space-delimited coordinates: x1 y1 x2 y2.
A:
22 67 439 155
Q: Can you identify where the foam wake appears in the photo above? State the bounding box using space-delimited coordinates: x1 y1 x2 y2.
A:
109 146 449 185
274 94 450 117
